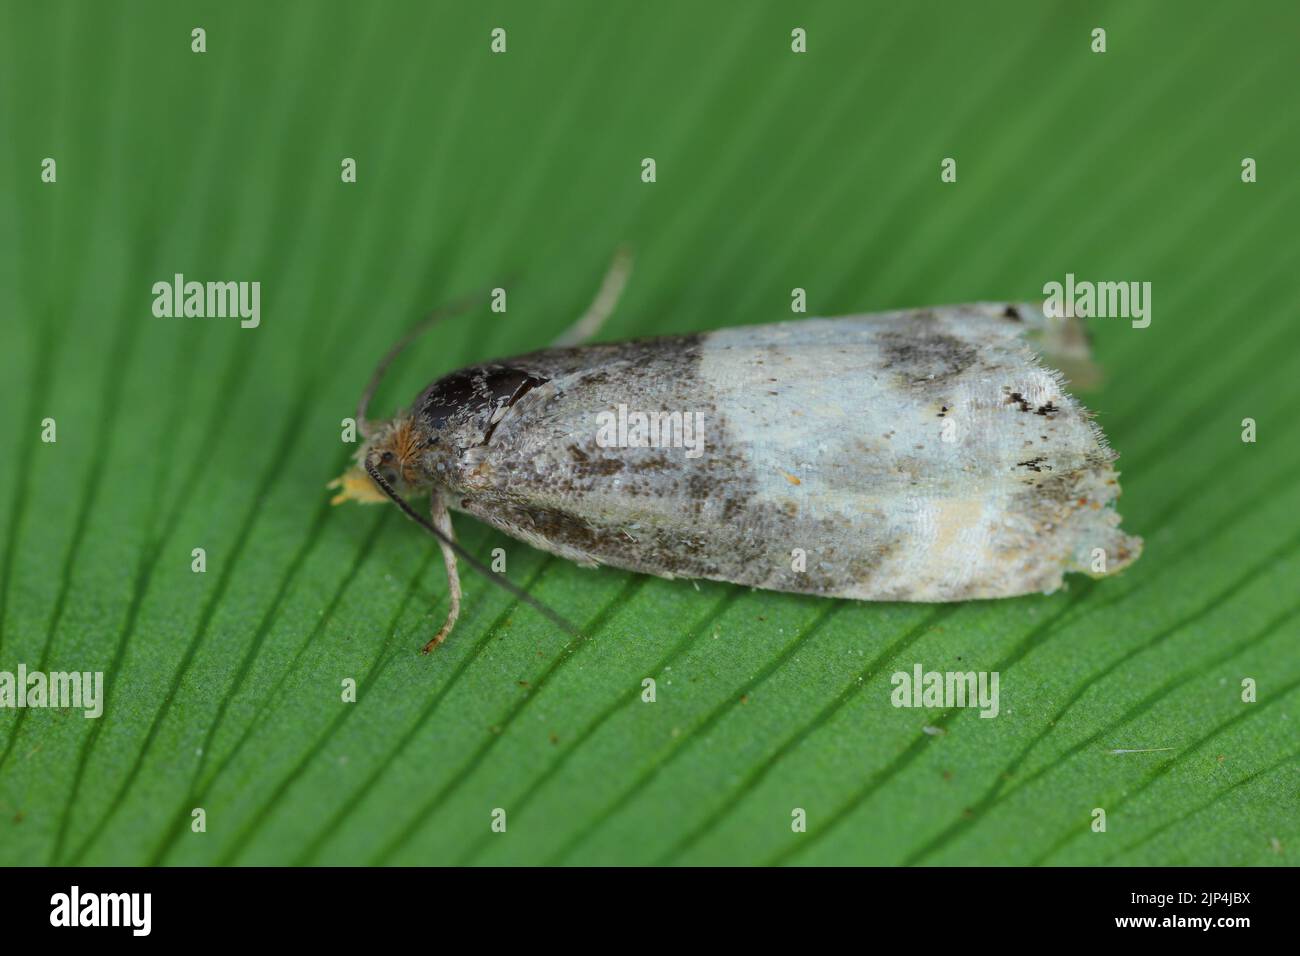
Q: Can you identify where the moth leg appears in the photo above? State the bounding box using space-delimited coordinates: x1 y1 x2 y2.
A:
422 492 462 654
550 245 633 347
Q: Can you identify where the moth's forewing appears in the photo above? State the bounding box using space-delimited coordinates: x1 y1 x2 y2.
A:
442 305 1141 601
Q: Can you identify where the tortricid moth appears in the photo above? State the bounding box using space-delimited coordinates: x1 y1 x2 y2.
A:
332 256 1141 652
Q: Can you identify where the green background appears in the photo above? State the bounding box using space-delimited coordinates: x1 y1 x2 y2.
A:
1 0 1297 866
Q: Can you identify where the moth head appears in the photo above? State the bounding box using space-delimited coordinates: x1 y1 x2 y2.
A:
328 416 429 505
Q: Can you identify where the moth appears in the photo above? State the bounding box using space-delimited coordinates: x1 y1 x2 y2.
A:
332 256 1141 652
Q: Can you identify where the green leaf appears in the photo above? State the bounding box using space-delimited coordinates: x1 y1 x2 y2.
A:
1 0 1296 866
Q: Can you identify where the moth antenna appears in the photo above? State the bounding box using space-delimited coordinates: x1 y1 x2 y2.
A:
357 283 503 435
364 458 584 640
551 244 634 348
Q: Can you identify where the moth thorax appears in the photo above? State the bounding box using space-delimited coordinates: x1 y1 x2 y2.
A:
415 365 548 448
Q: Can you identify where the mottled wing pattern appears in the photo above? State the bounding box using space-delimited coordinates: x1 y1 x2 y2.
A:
441 305 1141 601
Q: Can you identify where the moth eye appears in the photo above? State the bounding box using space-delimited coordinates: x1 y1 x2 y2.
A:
380 450 396 463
